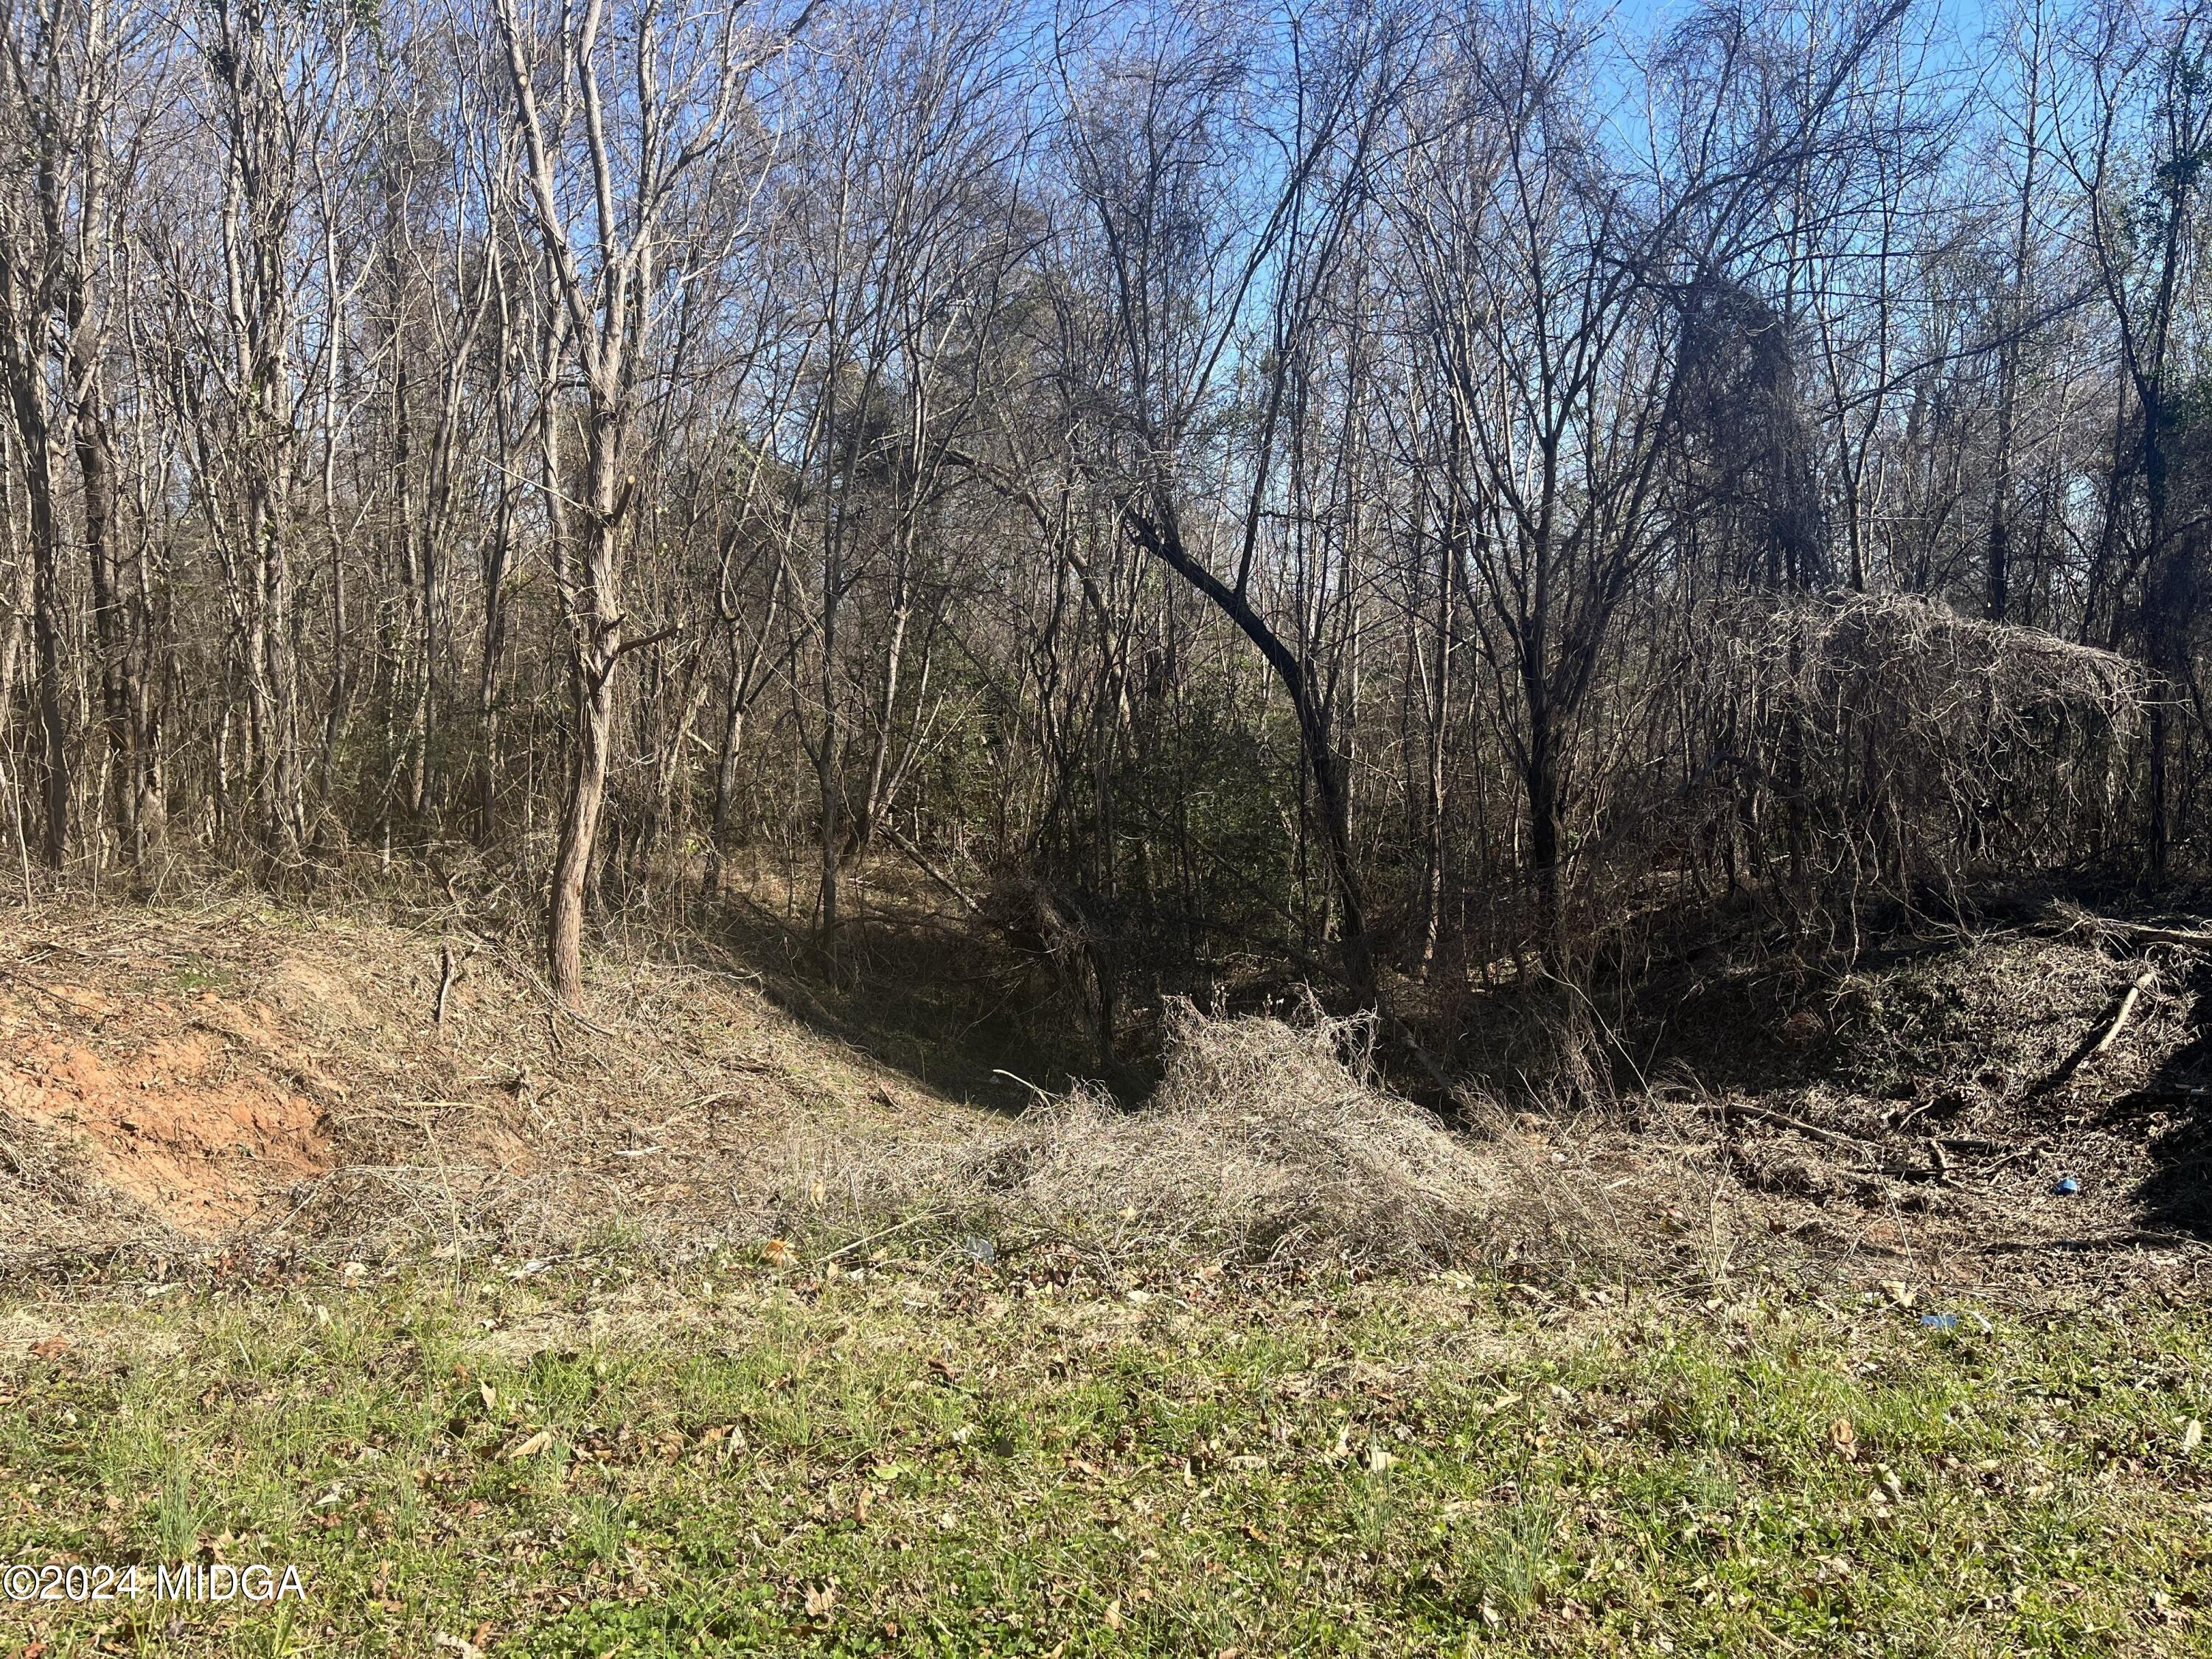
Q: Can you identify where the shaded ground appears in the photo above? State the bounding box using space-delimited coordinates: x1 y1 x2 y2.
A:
2123 957 2212 1236
1610 901 2212 1285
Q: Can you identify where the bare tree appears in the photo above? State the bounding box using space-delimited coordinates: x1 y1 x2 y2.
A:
492 0 798 1001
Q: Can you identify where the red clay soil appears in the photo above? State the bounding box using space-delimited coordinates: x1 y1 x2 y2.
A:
0 987 330 1237
0 900 969 1263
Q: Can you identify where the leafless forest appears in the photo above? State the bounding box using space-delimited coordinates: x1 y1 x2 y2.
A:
0 0 2200 1073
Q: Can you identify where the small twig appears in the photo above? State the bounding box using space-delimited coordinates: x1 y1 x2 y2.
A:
1934 1136 2009 1156
1979 1140 2047 1175
471 931 619 1038
992 1068 1055 1105
818 1211 945 1265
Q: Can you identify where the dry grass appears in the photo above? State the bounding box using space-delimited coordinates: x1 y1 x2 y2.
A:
0 894 979 1269
0 894 1679 1282
916 995 1647 1273
4 890 2205 1301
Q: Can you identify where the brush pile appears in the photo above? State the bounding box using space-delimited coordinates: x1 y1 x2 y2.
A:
942 997 1585 1269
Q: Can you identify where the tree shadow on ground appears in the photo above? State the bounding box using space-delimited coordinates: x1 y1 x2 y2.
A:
2114 959 2212 1239
672 882 1116 1116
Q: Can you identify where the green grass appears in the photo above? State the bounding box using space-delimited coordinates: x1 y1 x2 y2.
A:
3 1259 2209 1656
167 961 236 995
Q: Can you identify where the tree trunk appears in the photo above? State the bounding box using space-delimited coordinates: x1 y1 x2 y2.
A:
548 633 617 1005
21 447 67 869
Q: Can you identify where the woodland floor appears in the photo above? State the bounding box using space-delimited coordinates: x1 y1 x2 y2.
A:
2 882 2211 1654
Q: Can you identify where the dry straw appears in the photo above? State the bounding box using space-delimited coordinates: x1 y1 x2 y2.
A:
928 995 1624 1271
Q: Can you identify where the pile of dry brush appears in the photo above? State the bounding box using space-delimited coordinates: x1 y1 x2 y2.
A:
927 996 1633 1272
1667 594 2145 925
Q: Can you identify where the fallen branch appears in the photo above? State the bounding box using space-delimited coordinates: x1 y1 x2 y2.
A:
1979 1230 2206 1255
2093 970 2158 1057
434 942 457 1029
1701 1100 1876 1148
880 821 982 917
2049 903 2212 951
2028 968 2161 1096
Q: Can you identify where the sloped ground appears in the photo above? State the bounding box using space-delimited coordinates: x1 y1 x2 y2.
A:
1 894 2208 1301
1624 910 2212 1294
0 899 975 1270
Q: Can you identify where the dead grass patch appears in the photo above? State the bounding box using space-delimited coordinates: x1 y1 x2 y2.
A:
917 997 1643 1273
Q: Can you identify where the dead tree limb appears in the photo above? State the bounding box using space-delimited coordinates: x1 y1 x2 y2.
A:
2093 969 2158 1056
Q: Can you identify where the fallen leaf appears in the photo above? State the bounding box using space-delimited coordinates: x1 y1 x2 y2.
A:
2184 1419 2203 1455
1103 1598 1123 1631
432 1635 484 1659
1881 1281 1916 1309
804 1582 836 1618
762 1239 796 1268
507 1429 551 1461
479 1382 496 1411
29 1335 68 1360
1829 1419 1857 1455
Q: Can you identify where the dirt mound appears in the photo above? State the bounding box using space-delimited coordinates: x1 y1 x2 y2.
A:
0 1027 327 1233
0 900 978 1267
0 940 348 1251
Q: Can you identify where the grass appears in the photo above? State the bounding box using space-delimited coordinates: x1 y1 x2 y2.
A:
2 1256 2209 1657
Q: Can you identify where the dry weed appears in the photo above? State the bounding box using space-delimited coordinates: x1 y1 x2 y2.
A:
914 996 1638 1273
